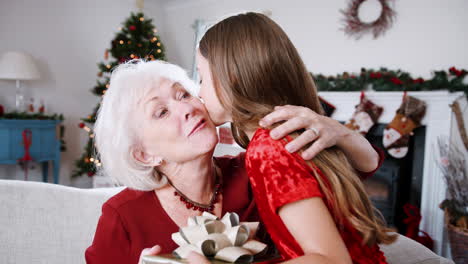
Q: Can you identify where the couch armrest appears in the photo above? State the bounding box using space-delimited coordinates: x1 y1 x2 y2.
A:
380 233 454 264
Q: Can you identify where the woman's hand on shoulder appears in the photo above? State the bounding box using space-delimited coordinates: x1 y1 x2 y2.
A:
138 245 162 264
260 105 350 160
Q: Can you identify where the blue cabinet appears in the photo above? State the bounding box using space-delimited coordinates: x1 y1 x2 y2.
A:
0 119 61 183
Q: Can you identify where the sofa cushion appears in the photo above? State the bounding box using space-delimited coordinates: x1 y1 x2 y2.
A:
0 180 122 264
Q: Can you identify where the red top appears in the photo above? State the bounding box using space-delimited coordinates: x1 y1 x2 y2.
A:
85 154 259 264
245 128 387 264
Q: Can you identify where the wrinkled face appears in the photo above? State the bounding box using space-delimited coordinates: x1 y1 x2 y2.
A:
196 50 232 126
136 78 218 164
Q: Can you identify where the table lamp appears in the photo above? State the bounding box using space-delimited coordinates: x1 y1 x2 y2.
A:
0 51 40 112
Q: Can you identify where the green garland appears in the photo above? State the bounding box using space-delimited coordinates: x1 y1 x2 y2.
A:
314 67 468 95
0 111 64 120
0 112 66 151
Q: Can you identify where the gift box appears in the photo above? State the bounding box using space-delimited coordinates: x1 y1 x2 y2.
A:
142 212 271 264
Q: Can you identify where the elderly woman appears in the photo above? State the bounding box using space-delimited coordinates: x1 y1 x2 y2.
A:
85 60 383 264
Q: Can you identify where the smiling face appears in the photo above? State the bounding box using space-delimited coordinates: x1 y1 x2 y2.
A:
136 77 219 164
197 50 232 126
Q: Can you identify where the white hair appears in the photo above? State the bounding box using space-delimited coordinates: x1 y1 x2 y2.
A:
93 59 199 190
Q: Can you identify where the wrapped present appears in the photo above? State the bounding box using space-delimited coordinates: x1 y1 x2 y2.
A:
142 212 268 264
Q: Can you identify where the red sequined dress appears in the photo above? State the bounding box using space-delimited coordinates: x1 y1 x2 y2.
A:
245 128 387 264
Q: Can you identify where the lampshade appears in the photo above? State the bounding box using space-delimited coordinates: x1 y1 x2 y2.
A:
0 51 40 80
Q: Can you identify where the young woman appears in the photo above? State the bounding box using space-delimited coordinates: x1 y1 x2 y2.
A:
196 12 396 263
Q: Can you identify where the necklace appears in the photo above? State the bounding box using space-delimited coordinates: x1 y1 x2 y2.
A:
168 164 222 213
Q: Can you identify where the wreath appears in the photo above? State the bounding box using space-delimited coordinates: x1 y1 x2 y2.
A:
341 0 396 39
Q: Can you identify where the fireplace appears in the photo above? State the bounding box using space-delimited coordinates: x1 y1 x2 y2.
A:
318 91 463 256
363 124 426 231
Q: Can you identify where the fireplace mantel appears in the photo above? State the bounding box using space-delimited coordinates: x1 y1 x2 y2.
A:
319 91 464 255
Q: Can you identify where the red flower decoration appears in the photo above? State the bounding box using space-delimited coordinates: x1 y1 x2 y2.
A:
370 72 382 79
390 77 403 85
449 66 463 77
87 172 95 177
78 122 85 128
413 78 424 84
129 25 136 31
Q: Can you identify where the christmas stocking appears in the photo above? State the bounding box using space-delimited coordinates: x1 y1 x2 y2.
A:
383 93 426 159
345 92 383 135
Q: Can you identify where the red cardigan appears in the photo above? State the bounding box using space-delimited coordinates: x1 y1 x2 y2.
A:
85 148 383 264
85 153 259 264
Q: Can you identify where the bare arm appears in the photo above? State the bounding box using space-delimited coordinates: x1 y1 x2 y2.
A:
278 198 352 264
260 105 379 172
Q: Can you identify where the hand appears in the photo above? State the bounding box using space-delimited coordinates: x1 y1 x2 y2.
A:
259 105 351 160
186 251 211 264
138 245 162 264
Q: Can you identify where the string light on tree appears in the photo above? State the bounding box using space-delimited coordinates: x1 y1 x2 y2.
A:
73 12 166 178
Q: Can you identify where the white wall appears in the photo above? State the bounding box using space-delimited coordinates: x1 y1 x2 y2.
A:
160 0 468 78
1 0 466 186
0 0 166 187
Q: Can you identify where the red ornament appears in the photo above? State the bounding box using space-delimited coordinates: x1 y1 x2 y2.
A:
449 66 463 77
87 172 95 177
79 123 85 128
390 77 403 85
129 25 136 31
370 72 382 79
413 78 424 84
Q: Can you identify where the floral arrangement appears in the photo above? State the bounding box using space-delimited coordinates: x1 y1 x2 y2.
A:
436 137 468 229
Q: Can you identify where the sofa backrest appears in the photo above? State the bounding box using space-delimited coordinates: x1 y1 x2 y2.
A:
0 180 123 264
0 180 454 264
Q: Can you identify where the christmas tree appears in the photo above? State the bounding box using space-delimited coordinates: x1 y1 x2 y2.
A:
73 12 166 177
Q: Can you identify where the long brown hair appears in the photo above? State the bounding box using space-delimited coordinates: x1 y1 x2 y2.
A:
199 12 395 245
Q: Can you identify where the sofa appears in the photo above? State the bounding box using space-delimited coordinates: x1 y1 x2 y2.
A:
0 179 454 264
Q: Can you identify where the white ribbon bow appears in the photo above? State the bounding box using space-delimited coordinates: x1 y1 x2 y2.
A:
172 212 267 263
